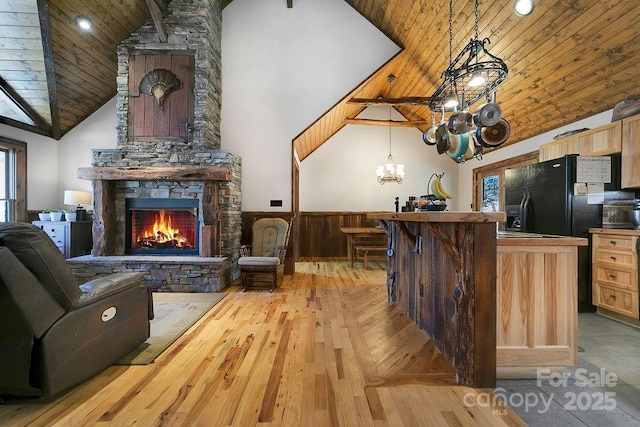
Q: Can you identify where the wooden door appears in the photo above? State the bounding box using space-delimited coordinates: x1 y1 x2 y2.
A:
128 53 194 140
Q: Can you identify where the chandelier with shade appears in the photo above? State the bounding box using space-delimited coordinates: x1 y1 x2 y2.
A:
376 106 404 185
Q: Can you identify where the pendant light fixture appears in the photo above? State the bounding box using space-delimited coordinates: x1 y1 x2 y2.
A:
376 106 404 185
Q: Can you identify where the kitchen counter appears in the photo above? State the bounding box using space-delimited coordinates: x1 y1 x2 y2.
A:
590 227 640 236
369 212 585 381
496 232 584 378
497 231 588 246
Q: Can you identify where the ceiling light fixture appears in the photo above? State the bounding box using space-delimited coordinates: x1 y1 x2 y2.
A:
74 15 93 31
376 107 404 185
513 0 535 17
428 0 508 112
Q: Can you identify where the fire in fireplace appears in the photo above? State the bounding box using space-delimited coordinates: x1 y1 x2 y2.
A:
126 198 199 255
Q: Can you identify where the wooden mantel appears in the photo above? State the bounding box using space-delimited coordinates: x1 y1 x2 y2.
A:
77 166 232 182
77 165 230 257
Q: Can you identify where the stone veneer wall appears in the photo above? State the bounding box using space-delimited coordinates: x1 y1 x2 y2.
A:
87 0 243 284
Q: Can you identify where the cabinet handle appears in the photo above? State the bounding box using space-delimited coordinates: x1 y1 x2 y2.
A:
609 274 617 279
610 240 617 245
610 256 617 261
610 294 617 300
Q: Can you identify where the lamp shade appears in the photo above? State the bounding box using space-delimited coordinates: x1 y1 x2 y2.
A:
64 190 91 206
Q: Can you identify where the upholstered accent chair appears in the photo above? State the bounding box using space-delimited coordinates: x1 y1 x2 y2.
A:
0 222 153 400
238 218 291 291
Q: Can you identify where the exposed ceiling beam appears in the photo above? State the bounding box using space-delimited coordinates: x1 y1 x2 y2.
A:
344 118 428 127
146 0 168 43
348 97 432 106
37 0 60 139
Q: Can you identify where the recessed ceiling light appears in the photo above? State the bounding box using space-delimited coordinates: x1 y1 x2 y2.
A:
74 15 93 31
513 0 535 17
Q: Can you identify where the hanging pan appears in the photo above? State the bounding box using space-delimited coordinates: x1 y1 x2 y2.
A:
422 111 438 145
476 117 511 148
473 92 502 127
435 123 450 154
446 129 469 160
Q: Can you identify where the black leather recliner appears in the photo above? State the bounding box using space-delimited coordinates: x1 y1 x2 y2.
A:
0 222 153 400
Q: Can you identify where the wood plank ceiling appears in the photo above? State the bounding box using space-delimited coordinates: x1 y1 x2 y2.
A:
0 0 638 160
294 0 640 161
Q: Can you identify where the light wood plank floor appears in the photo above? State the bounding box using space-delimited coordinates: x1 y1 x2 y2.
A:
0 261 525 426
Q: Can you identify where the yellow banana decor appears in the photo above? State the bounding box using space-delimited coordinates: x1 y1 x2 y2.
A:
430 173 454 200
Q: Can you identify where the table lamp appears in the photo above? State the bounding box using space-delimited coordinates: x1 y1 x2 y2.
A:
64 190 92 221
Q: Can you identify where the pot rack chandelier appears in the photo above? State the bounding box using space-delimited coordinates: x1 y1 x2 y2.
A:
376 106 405 185
428 0 508 112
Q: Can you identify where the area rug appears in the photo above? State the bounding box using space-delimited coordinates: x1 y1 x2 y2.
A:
116 292 226 365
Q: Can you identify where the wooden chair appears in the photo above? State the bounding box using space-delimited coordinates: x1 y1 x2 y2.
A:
238 218 291 291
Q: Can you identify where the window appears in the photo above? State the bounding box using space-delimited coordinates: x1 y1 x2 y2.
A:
0 137 27 223
472 151 539 226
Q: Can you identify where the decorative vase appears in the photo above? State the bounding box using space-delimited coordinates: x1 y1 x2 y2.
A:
65 211 77 221
50 211 63 221
38 212 50 221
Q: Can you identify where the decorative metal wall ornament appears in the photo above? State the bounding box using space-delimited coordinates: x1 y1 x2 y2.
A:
138 68 182 109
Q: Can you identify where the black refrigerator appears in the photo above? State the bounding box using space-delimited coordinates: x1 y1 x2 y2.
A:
504 153 632 312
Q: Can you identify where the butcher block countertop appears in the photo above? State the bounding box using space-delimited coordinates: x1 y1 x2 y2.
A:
590 227 640 236
497 231 588 246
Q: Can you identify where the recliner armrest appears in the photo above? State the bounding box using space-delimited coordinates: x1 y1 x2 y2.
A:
77 272 145 306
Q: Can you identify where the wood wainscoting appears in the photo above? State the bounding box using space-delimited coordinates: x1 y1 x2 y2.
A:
241 211 391 273
298 211 388 259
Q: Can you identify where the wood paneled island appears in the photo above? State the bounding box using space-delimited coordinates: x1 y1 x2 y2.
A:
368 212 587 387
368 211 504 388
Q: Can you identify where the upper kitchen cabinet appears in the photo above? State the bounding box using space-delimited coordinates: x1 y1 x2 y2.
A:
622 114 640 188
576 122 622 156
539 122 622 162
538 134 580 162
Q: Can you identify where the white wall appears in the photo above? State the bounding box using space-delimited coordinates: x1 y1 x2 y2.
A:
221 0 400 212
0 124 58 210
0 99 117 211
57 98 118 204
456 109 616 210
300 106 459 211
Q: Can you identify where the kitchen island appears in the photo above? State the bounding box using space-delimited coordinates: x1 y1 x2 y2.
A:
368 211 504 388
368 212 587 386
496 231 587 378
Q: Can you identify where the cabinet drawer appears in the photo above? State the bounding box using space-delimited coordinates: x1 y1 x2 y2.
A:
594 265 635 290
594 249 635 268
594 283 639 318
35 224 66 253
595 235 635 251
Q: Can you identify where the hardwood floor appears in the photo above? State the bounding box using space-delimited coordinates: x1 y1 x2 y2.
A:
0 261 524 426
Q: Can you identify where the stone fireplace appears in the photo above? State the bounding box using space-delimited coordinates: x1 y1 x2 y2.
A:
69 0 241 292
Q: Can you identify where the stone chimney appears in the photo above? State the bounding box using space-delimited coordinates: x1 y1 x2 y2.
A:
85 0 242 283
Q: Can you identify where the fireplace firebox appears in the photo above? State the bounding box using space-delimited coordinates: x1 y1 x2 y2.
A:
126 198 199 255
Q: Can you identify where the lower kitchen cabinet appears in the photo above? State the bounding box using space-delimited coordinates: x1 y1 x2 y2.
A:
32 220 92 259
496 237 585 378
590 229 640 324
